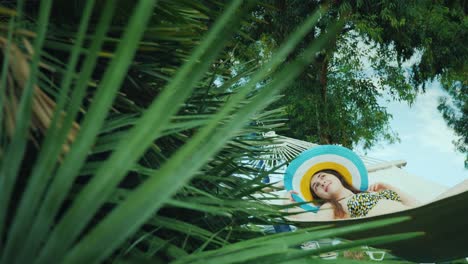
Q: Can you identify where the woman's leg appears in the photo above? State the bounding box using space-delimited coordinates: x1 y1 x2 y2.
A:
433 179 468 201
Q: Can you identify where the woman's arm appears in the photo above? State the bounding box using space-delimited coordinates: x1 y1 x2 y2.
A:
281 191 334 221
368 182 421 207
366 199 412 217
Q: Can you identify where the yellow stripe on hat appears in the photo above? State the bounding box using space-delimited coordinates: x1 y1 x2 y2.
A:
299 162 353 201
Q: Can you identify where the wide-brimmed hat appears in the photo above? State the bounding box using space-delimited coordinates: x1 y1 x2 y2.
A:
284 145 368 212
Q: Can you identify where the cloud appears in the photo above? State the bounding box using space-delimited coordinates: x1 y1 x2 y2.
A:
412 86 459 154
368 80 467 187
366 145 401 161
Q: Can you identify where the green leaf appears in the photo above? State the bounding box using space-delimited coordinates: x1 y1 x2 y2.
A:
174 216 414 264
35 0 248 263
0 0 52 255
1 1 97 262
33 0 158 262
61 13 339 264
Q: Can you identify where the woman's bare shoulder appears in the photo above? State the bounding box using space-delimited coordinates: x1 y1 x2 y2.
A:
320 202 333 209
316 203 334 218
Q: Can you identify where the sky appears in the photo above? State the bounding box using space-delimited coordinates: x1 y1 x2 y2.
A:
344 39 467 188
360 82 467 187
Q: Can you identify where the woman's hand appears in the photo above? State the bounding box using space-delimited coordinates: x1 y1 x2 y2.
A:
368 182 394 192
284 190 298 203
282 190 299 215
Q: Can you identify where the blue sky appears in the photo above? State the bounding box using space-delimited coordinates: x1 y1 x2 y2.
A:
345 38 467 187
361 81 467 187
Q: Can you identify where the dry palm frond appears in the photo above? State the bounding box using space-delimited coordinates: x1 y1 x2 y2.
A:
0 36 79 154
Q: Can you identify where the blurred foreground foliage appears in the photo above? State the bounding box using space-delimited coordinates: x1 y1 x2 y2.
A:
0 1 464 263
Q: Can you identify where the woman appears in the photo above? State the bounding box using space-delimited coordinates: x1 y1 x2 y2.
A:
281 145 468 221
284 169 420 221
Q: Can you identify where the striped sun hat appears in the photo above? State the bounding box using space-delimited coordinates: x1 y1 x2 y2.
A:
284 145 368 212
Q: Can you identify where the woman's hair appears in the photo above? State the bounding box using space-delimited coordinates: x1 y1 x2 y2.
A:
310 169 361 219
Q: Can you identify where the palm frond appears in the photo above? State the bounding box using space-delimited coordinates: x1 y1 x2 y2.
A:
0 1 443 263
0 0 52 253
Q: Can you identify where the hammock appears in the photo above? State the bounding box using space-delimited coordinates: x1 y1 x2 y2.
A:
251 132 444 201
292 190 468 262
254 133 467 262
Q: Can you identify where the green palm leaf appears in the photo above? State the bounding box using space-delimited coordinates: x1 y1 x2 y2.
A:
0 0 52 253
2 1 454 263
2 0 98 261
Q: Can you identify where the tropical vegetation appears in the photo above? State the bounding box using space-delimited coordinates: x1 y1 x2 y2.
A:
0 0 466 263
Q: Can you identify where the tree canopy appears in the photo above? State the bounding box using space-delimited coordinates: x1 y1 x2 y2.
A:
232 0 467 162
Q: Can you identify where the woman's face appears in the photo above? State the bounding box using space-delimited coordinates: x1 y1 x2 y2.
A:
310 172 344 200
